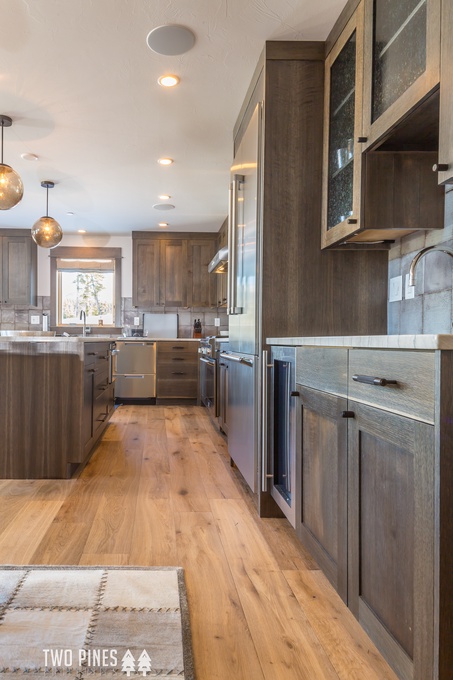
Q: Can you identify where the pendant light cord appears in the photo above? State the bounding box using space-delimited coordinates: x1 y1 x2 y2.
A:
1 121 3 164
46 185 49 217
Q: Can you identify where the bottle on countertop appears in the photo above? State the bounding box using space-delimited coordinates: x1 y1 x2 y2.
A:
193 318 202 338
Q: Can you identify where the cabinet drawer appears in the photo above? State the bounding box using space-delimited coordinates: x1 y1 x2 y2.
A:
157 378 198 398
348 350 435 423
296 347 348 396
158 341 198 355
158 361 198 380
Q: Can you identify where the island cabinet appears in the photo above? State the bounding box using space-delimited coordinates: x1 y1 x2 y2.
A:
0 339 115 479
132 232 216 309
293 343 453 680
0 229 37 305
322 0 443 248
156 340 199 404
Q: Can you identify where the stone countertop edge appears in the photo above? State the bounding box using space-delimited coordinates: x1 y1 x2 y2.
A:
0 336 202 343
266 335 453 350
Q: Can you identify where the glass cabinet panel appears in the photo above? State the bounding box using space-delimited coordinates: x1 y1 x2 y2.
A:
327 31 357 230
372 0 427 122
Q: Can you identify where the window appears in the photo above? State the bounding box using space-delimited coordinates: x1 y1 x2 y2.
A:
50 247 122 329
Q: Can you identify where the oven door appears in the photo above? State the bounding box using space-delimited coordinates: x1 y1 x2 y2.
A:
199 355 216 420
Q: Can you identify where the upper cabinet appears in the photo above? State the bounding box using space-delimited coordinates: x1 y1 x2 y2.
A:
362 0 441 149
322 0 444 249
132 232 216 309
437 0 453 184
0 230 37 306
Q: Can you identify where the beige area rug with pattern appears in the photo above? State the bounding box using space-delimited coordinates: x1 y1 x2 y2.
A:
0 566 195 679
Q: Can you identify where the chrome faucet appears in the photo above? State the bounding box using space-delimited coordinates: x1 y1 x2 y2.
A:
408 245 453 287
79 310 87 336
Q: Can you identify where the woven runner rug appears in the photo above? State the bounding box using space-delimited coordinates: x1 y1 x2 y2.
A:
0 566 195 679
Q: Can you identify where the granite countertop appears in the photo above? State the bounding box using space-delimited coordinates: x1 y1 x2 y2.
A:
266 335 453 350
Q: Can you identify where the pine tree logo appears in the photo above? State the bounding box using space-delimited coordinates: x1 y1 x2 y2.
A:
121 650 136 676
137 650 152 676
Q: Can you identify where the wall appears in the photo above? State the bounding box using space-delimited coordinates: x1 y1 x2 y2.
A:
388 186 453 334
0 233 228 337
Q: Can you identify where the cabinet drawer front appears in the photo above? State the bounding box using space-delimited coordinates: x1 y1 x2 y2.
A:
158 341 198 354
157 378 198 398
158 361 198 380
296 347 348 396
348 350 435 423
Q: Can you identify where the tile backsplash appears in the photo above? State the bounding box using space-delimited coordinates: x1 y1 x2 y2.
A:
388 186 453 335
0 297 228 337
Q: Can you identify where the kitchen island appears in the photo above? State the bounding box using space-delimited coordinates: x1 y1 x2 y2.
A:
0 336 116 479
267 334 453 680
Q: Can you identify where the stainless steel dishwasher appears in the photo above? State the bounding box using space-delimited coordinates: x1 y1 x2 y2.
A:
113 341 156 402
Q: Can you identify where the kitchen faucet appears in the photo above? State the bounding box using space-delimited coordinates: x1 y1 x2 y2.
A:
79 310 87 336
408 245 453 287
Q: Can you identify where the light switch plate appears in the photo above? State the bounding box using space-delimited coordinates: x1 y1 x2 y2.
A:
133 317 140 326
405 274 415 299
30 315 40 325
214 317 221 327
389 276 403 302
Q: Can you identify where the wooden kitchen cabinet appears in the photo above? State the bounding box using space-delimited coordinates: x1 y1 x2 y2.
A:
436 0 453 184
295 385 348 602
132 232 216 309
361 0 441 151
291 343 453 680
0 229 37 305
322 0 443 248
80 342 115 462
156 340 199 403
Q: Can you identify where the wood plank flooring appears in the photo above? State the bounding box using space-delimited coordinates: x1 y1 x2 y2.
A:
0 405 398 680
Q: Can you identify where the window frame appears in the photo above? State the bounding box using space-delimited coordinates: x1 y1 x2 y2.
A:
50 246 122 331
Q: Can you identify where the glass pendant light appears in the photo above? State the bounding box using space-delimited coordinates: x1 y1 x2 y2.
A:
0 115 24 210
32 181 63 249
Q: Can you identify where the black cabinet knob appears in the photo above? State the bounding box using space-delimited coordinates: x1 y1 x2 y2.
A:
357 136 368 143
347 218 358 224
290 391 300 397
433 163 449 172
341 411 355 418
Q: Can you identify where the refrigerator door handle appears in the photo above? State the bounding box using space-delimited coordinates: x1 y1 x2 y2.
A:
228 174 244 315
261 350 273 491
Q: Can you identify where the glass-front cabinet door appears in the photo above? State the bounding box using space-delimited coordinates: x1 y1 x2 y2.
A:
362 0 440 148
322 6 365 249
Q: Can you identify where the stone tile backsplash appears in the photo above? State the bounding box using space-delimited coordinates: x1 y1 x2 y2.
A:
387 186 453 335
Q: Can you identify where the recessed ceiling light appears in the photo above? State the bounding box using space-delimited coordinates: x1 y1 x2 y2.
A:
158 222 168 227
78 229 87 233
158 75 180 88
158 194 171 200
153 203 175 211
146 25 195 56
158 157 173 166
67 211 74 216
21 152 38 161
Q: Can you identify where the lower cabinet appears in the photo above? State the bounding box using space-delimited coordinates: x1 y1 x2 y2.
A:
292 345 451 680
80 342 115 463
156 341 199 403
296 386 348 602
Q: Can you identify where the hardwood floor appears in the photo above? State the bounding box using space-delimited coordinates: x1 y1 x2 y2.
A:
0 405 398 680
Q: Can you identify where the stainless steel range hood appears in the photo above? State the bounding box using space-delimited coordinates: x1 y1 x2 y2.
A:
208 245 228 273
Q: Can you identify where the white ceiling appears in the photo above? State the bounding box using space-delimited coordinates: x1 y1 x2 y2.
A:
0 0 346 236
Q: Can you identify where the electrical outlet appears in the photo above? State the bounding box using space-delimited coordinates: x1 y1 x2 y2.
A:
405 274 415 299
389 276 402 302
30 315 40 325
214 317 221 327
133 317 140 326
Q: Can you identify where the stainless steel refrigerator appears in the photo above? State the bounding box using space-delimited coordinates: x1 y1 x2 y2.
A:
223 102 262 493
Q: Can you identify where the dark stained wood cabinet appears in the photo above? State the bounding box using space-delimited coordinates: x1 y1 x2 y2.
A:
290 344 453 680
156 340 199 404
296 386 348 602
437 0 453 184
348 402 435 680
0 229 37 305
132 232 216 309
82 342 114 460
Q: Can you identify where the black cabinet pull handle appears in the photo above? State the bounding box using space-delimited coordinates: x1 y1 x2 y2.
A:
171 371 185 375
172 357 185 361
357 136 367 143
290 391 300 397
341 411 355 418
352 374 398 387
87 352 99 356
433 163 449 172
172 346 186 350
347 218 358 224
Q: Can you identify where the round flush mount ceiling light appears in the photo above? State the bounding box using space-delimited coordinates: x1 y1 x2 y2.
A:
146 25 195 56
153 203 175 211
157 157 173 166
158 74 180 88
21 152 38 161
